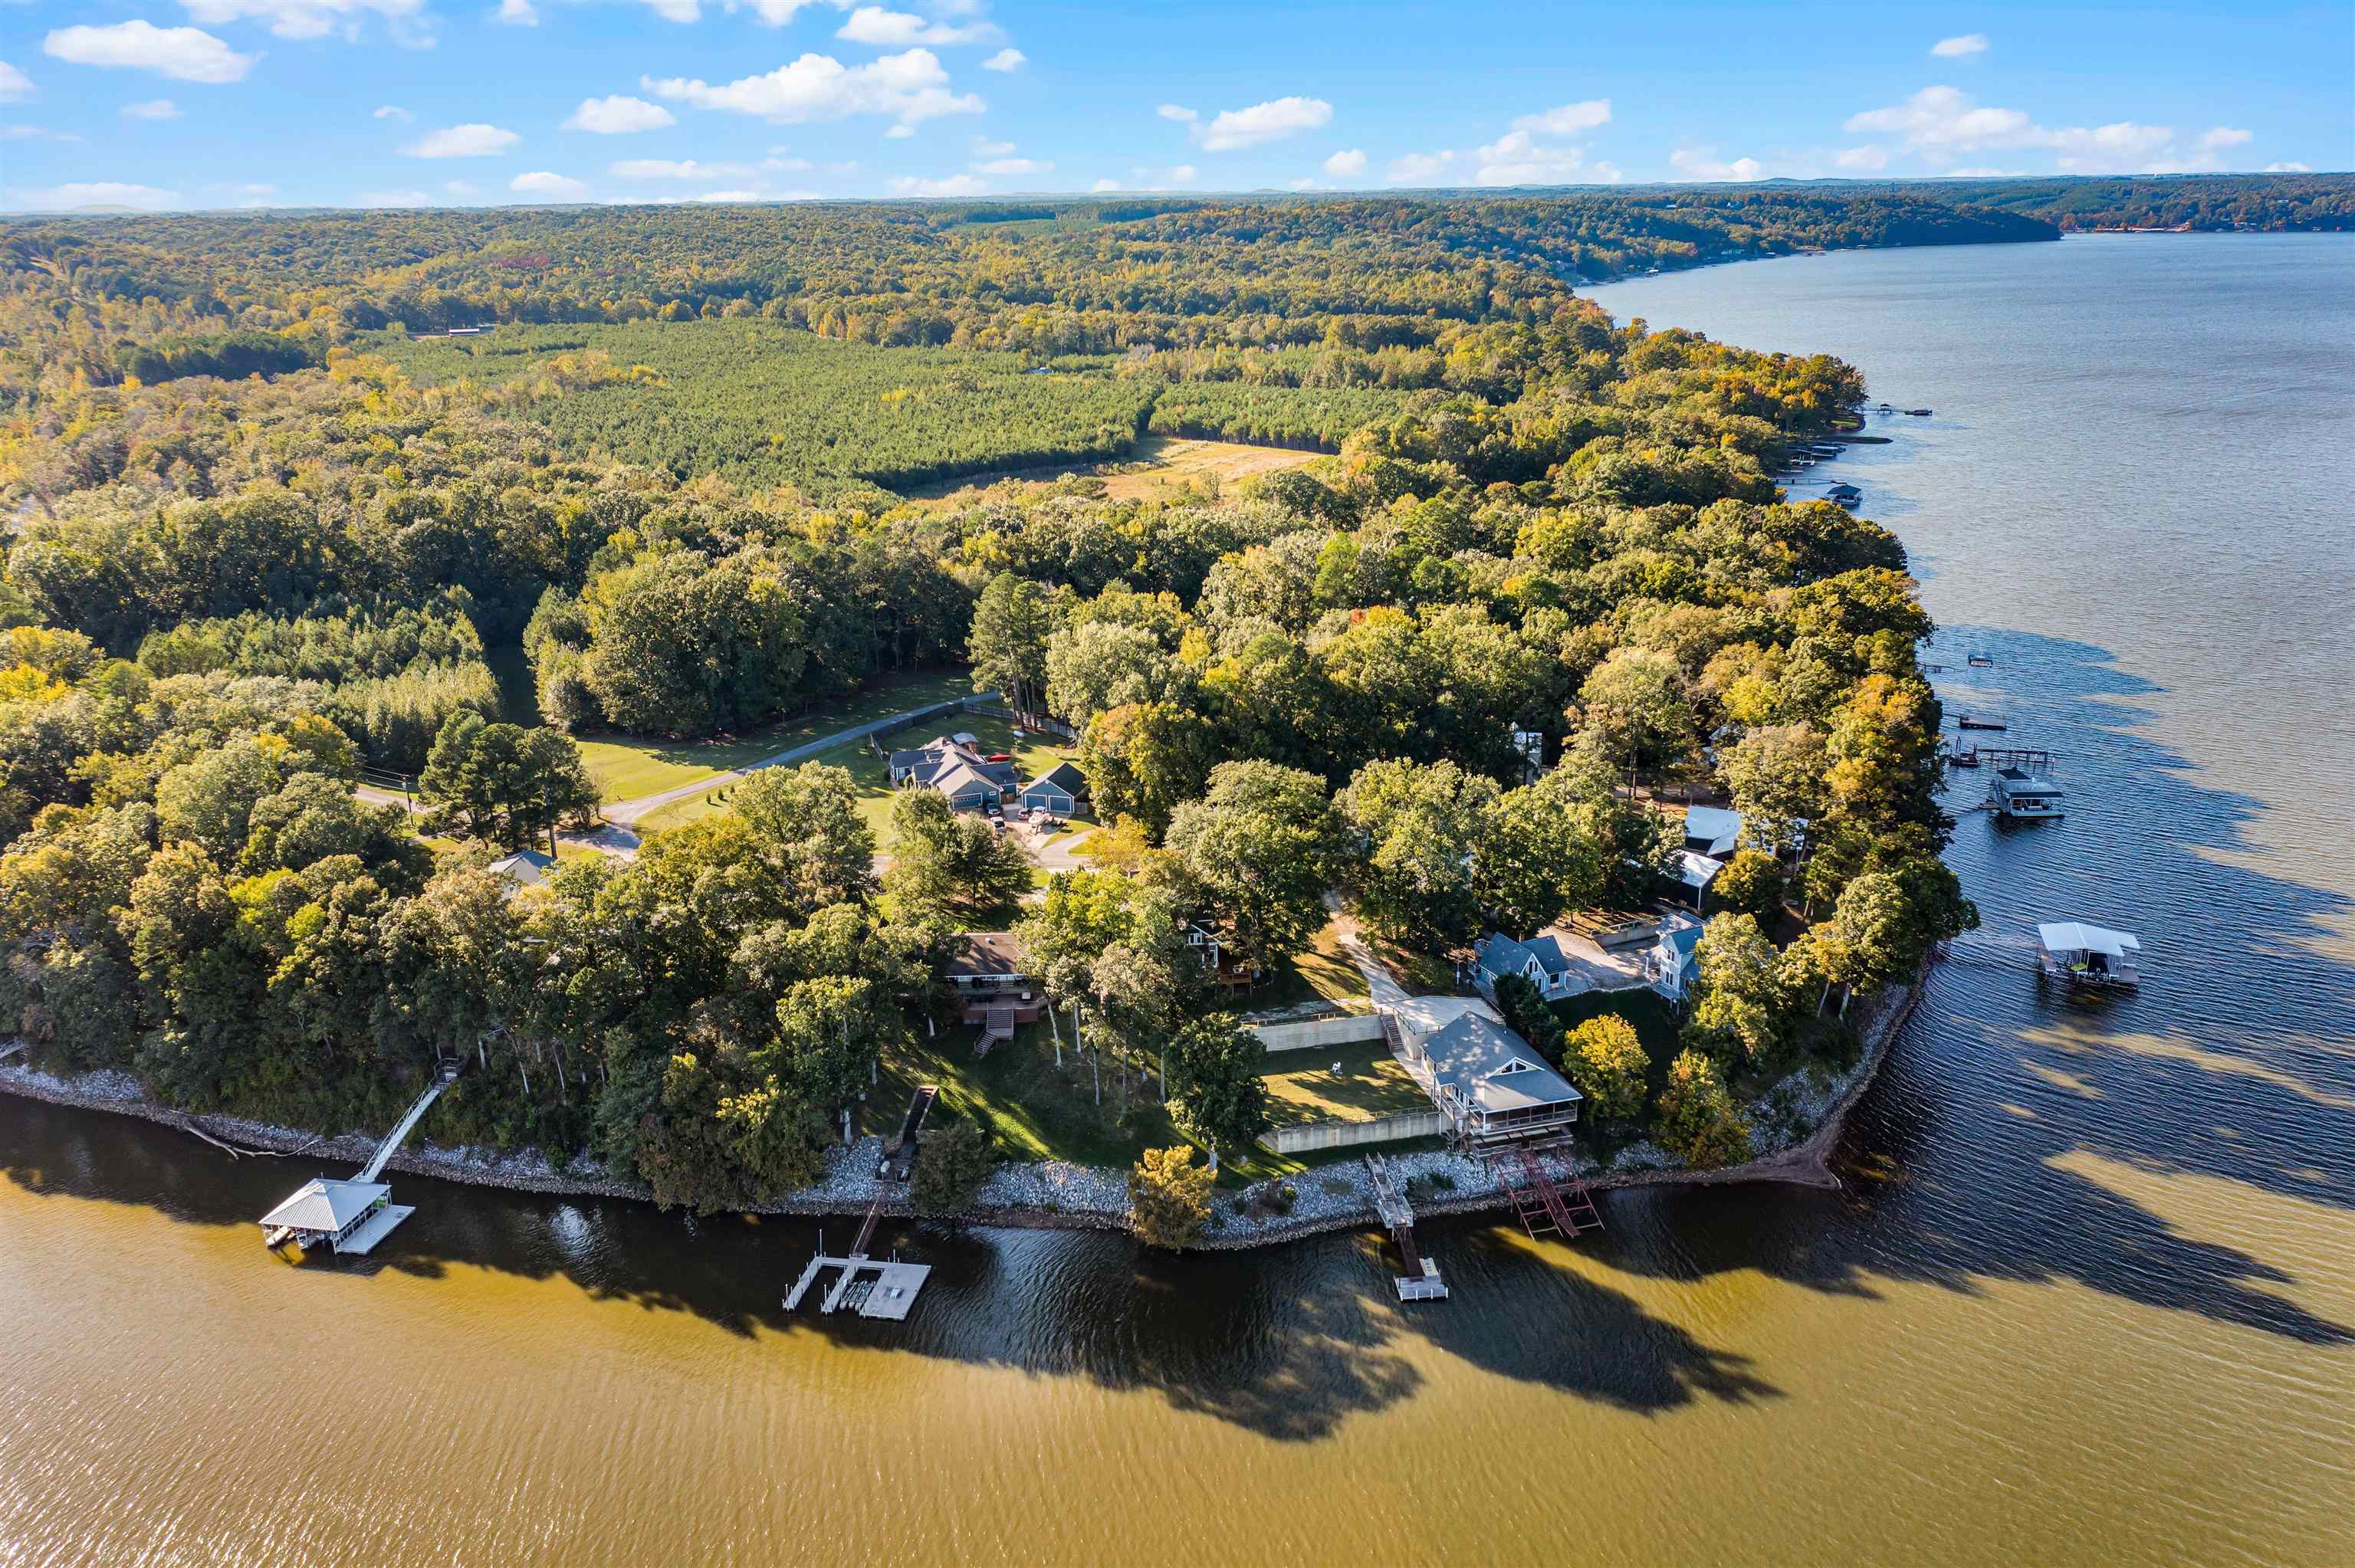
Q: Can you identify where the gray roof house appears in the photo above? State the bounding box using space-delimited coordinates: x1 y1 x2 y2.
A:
1472 930 1582 1002
889 736 1017 809
1399 1012 1582 1145
1018 761 1086 816
486 848 555 891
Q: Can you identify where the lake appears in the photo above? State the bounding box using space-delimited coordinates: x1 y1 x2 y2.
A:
5 234 2352 1566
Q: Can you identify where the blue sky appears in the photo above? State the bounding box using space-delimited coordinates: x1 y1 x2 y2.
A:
2 1 2347 212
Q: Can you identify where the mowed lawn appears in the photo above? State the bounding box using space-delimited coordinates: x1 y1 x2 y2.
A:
637 712 1079 842
1256 1038 1427 1129
573 666 978 804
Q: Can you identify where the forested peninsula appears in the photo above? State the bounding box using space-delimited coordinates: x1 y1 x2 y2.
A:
0 185 2058 1235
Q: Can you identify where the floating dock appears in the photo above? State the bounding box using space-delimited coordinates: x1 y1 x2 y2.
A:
782 1086 940 1324
1364 1152 1447 1301
259 1060 456 1258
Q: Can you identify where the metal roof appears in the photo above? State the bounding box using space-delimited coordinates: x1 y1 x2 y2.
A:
1684 805 1745 857
259 1178 389 1234
1420 1014 1582 1115
2038 922 2140 958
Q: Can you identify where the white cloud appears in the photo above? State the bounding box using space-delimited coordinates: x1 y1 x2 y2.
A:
634 0 705 20
609 157 753 179
494 0 539 24
1834 145 1888 170
972 136 1013 156
13 181 181 211
1930 33 1989 58
230 182 279 206
44 22 257 85
1843 85 2230 172
975 156 1049 175
1472 128 1595 185
373 103 411 120
1158 163 1195 186
693 189 762 202
2265 160 2311 172
888 172 989 196
1322 147 1366 177
764 152 813 169
1386 149 1454 183
1156 104 1197 123
980 47 1023 71
645 49 982 127
443 179 478 194
403 123 521 157
511 170 591 198
1669 146 1765 181
179 0 425 44
563 95 676 133
1 126 81 143
734 0 839 25
1940 166 2027 177
836 7 1002 46
883 123 915 138
356 188 432 206
1193 95 1330 151
1511 98 1610 135
0 61 31 103
1089 177 1119 192
1288 178 1317 190
122 98 181 120
1125 162 1194 189
1589 160 1624 183
2196 126 2252 150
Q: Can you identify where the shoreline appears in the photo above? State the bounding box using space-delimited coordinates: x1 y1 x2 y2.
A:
0 953 1930 1251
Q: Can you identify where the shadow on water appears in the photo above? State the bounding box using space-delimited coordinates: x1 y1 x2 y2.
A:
6 631 2352 1438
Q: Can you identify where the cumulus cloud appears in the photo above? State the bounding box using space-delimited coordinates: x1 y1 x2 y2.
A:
402 123 522 157
1669 146 1764 181
1322 148 1366 177
972 136 1013 156
609 157 752 179
1835 145 1888 170
1386 149 1454 183
494 0 539 24
1846 87 2239 172
564 94 676 133
443 179 478 195
1126 162 1195 189
1191 96 1330 151
883 123 915 138
44 22 257 85
836 7 1002 46
122 98 181 120
692 189 763 202
2196 126 2252 150
511 170 591 198
1930 33 1989 57
14 181 182 211
180 0 427 43
1089 177 1120 192
888 172 989 196
0 61 32 103
373 104 412 120
356 188 432 207
975 156 1049 174
1155 103 1196 123
1510 98 1610 134
980 48 1023 71
1472 128 1595 185
2265 160 2311 172
645 49 983 127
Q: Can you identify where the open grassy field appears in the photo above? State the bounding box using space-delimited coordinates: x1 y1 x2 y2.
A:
636 710 1077 841
1256 1038 1427 1129
575 667 976 805
908 434 1329 504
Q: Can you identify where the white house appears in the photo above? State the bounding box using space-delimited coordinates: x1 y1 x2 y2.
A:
1647 914 1706 1002
1683 805 1745 858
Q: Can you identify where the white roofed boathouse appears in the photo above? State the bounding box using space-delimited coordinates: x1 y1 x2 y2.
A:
2035 922 2143 989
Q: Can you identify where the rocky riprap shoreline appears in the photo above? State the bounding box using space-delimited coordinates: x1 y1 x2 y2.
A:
0 956 1925 1249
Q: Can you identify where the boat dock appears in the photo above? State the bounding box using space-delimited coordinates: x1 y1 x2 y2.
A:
782 1085 941 1323
1490 1142 1604 1242
1364 1152 1447 1301
258 1058 458 1258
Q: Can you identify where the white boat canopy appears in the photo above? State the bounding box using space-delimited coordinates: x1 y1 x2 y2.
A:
260 1177 389 1234
2038 922 2141 958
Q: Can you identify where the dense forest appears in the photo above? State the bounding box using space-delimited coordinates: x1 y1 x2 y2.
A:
0 189 2005 1214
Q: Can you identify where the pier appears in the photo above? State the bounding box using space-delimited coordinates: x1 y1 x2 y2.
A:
258 1059 458 1257
782 1086 940 1322
1364 1152 1447 1301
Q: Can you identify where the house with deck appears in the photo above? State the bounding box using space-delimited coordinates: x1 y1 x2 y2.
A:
944 933 1045 1051
1471 930 1583 1002
889 736 1018 811
1395 1010 1583 1146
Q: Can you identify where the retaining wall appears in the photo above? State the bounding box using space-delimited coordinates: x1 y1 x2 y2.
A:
1257 1109 1445 1155
1248 1013 1387 1052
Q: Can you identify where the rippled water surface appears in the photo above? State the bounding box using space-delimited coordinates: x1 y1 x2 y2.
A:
5 235 2353 1566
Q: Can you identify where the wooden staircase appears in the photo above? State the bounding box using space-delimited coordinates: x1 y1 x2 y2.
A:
975 1003 1017 1055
